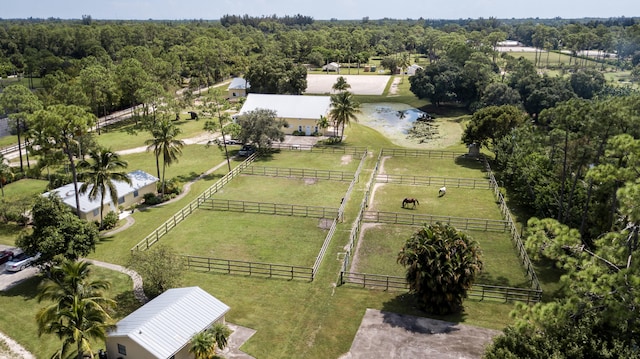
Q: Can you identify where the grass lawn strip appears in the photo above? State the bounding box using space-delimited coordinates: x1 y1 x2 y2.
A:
380 155 488 178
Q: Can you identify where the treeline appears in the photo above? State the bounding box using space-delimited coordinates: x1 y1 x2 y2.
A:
220 14 314 27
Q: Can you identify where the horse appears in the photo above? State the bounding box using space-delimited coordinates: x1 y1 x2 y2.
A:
402 198 420 209
438 186 447 197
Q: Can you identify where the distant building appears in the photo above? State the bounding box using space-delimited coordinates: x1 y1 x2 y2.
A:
227 77 250 100
497 40 522 47
406 64 424 76
322 62 341 72
106 286 230 359
237 94 331 136
44 170 158 222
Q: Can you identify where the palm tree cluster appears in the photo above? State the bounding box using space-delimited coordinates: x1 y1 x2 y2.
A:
145 118 185 195
189 322 233 359
36 260 115 359
329 91 361 141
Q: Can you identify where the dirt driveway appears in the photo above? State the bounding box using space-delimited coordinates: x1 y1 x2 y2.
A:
305 74 391 95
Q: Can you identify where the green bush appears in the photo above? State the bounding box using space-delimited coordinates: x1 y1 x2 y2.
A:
101 211 119 230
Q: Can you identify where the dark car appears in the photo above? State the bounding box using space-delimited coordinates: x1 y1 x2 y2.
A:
238 144 256 157
0 250 14 265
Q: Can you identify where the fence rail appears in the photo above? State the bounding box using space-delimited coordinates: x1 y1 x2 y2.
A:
201 199 339 219
183 255 313 281
270 143 367 155
381 148 467 158
376 174 490 188
339 272 542 303
244 166 354 182
131 153 257 252
313 218 338 276
363 211 510 232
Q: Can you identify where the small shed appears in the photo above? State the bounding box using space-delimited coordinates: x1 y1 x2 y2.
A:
322 62 341 72
406 64 424 76
227 77 250 100
106 286 230 359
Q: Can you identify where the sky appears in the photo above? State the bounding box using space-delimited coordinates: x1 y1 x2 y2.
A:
1 0 638 20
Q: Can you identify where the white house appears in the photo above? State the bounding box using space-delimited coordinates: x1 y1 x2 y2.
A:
106 286 230 359
44 170 158 222
237 93 332 136
322 62 340 72
406 64 423 76
227 77 250 100
497 40 522 47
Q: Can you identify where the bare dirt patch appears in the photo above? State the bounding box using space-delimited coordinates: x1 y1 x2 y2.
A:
305 178 318 185
341 155 353 165
318 218 334 230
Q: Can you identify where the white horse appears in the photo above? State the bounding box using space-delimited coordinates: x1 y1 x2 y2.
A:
438 186 446 197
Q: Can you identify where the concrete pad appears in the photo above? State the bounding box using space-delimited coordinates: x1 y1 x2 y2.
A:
339 309 500 359
219 322 257 359
306 74 391 95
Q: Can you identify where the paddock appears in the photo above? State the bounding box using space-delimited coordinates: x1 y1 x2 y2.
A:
305 74 391 95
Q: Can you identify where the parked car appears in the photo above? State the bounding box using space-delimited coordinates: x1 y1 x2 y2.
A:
0 250 14 265
238 144 256 156
4 252 40 272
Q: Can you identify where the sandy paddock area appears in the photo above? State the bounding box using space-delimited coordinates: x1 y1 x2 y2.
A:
305 74 391 95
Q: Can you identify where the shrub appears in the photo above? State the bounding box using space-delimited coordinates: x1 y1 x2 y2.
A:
143 192 163 206
101 211 119 230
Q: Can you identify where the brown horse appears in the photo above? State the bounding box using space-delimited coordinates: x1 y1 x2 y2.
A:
402 198 420 209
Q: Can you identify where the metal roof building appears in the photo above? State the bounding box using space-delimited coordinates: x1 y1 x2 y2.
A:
238 93 331 121
106 286 230 359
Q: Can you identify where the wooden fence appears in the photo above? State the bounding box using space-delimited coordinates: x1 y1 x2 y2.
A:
200 198 339 219
483 157 541 291
270 143 367 155
244 166 354 182
381 148 467 158
338 151 368 222
183 255 313 281
313 218 338 276
363 211 510 232
131 153 258 252
339 272 542 303
376 174 491 188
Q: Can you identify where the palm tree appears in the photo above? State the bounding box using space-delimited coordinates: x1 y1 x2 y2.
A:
316 115 330 136
398 52 411 82
145 118 185 194
332 76 351 93
189 323 232 359
0 154 13 197
36 260 115 359
329 91 361 141
189 331 217 359
78 148 130 226
397 222 483 315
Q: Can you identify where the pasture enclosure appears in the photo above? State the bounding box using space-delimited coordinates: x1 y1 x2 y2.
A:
379 154 488 178
253 150 363 172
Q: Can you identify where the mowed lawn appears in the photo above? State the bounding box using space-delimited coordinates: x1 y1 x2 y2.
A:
370 183 503 220
380 155 488 178
353 224 529 288
156 211 329 266
213 175 349 207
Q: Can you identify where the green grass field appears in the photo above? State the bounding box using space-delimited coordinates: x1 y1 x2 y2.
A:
96 118 210 151
380 155 488 178
253 150 363 172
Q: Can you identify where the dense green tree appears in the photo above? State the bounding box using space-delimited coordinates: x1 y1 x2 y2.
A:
0 84 43 172
36 260 114 359
0 154 13 197
409 60 463 106
235 108 287 150
145 118 184 195
569 68 606 99
329 91 361 141
397 222 483 315
462 105 528 161
77 148 131 227
16 195 99 265
480 83 522 108
27 104 96 216
245 56 307 95
128 244 184 299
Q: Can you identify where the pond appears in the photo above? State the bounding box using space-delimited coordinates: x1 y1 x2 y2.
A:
357 103 437 148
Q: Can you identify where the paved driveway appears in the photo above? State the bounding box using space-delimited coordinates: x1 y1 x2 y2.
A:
0 245 38 291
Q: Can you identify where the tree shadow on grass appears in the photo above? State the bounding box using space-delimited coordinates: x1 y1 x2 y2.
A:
381 292 467 326
454 155 486 172
175 171 202 183
112 290 143 318
0 275 42 300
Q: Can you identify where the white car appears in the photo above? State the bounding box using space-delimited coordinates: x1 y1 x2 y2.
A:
4 252 40 272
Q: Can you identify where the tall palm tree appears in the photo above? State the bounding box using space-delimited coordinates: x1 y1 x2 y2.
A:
329 91 361 141
77 148 130 226
0 153 13 197
145 118 185 194
36 260 115 359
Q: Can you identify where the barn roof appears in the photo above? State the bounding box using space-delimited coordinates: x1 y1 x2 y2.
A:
238 93 331 120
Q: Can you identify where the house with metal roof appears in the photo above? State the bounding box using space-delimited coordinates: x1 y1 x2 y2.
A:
44 170 158 222
322 62 340 72
406 63 424 76
227 77 250 101
237 93 331 136
106 286 230 359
